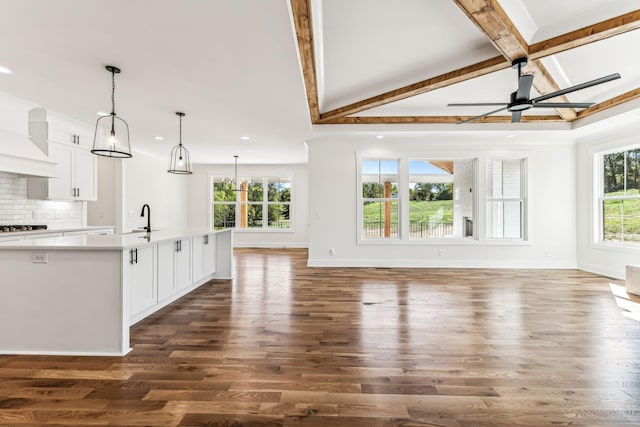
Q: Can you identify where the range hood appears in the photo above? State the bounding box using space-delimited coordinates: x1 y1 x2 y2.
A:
0 127 58 178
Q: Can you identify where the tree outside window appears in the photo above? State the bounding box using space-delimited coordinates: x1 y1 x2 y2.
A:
212 176 292 231
602 148 640 244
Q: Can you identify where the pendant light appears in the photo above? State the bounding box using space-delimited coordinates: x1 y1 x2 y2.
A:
92 66 132 158
233 155 245 192
167 112 193 174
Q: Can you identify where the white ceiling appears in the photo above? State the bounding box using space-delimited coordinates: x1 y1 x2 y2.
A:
0 0 312 164
1 0 639 165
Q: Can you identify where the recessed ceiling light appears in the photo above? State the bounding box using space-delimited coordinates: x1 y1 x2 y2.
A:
376 135 384 139
240 136 250 140
154 136 164 141
507 134 516 138
97 111 110 116
0 66 12 74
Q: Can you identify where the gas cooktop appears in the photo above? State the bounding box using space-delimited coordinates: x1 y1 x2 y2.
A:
0 225 48 233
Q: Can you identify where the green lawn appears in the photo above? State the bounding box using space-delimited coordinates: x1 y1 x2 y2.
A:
363 200 453 224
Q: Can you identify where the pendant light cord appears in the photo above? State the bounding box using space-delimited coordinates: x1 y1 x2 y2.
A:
111 70 116 115
179 114 183 146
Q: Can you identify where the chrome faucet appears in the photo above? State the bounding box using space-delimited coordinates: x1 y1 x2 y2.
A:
140 204 151 233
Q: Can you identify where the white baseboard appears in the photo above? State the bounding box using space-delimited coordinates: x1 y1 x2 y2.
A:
577 262 624 280
0 348 131 357
307 258 577 269
234 242 308 248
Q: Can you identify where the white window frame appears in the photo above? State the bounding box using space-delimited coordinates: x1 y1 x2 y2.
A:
485 158 528 241
357 155 484 244
596 146 640 247
210 175 293 232
357 157 401 242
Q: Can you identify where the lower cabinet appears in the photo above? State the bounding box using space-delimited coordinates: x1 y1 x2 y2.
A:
126 235 218 322
193 233 216 282
157 238 192 302
128 246 155 317
175 238 191 290
157 241 175 302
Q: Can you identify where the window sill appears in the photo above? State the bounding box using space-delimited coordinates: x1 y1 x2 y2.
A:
590 241 640 254
231 228 294 233
357 238 530 246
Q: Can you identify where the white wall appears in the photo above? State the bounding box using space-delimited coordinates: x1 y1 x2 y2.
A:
307 137 577 268
576 124 640 279
87 150 189 233
188 163 308 248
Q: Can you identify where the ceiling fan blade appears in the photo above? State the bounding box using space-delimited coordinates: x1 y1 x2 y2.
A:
448 103 507 107
531 102 594 109
516 74 534 100
533 73 621 103
511 111 522 123
457 106 508 124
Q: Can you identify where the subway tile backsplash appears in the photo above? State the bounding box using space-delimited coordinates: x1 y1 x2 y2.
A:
0 172 83 227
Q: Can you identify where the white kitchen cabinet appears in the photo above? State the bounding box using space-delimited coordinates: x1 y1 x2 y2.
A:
48 115 94 150
127 245 155 318
175 238 191 290
157 241 175 302
73 148 97 200
192 233 215 282
27 142 96 201
157 238 192 299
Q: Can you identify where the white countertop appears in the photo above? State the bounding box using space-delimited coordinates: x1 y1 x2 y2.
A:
0 228 230 250
0 225 114 238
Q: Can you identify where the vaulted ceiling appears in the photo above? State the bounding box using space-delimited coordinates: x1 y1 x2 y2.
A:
292 0 640 126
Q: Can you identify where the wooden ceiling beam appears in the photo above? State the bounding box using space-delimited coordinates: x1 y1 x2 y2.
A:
290 0 320 123
453 0 576 121
317 55 509 123
530 10 640 60
576 87 640 120
320 115 564 125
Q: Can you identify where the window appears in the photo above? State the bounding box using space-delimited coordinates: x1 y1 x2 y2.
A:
360 159 399 239
409 160 474 239
211 176 292 231
601 148 640 245
358 157 477 242
486 159 525 239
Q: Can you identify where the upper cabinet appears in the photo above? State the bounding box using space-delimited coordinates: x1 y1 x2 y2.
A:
26 108 97 201
48 118 94 150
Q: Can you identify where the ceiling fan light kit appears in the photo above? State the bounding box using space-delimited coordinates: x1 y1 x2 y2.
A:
448 58 621 124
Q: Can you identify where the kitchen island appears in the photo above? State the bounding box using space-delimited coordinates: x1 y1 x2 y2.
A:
0 228 233 356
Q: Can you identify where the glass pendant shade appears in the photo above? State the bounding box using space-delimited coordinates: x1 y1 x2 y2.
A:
168 112 193 174
93 113 132 158
92 65 132 158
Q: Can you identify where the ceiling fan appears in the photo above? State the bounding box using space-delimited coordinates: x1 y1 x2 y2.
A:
448 58 621 124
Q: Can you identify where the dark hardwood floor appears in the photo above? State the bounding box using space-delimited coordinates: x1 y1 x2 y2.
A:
1 248 639 426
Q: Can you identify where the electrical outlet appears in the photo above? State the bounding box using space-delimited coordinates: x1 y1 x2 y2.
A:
438 248 444 257
32 253 48 264
129 210 135 217
329 248 335 255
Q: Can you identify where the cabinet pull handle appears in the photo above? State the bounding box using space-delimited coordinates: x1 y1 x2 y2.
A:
129 249 133 264
204 235 208 245
175 240 179 252
77 188 80 197
179 240 182 252
134 248 138 264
